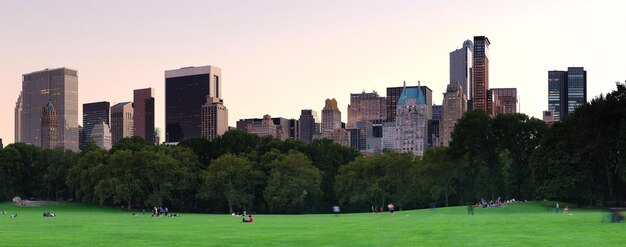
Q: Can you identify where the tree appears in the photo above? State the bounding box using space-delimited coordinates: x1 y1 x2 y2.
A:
422 147 465 207
303 139 359 209
66 149 107 203
198 154 265 213
491 113 548 200
264 151 322 213
449 110 502 201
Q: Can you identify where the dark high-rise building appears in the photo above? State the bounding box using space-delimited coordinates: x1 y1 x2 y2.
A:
288 119 300 140
472 36 490 111
547 67 587 121
450 40 473 99
0 138 3 150
429 104 443 148
165 66 221 143
548 71 568 121
298 109 318 143
83 101 110 144
134 88 155 144
348 128 361 150
386 85 433 122
567 67 587 115
18 68 79 151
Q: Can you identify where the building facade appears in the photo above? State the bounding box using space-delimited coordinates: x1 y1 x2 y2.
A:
110 102 134 145
347 91 386 128
387 85 433 122
246 115 279 139
428 104 442 147
472 36 490 112
441 82 467 147
91 121 112 150
200 96 228 141
319 128 351 147
298 109 319 143
450 39 473 99
18 68 79 151
41 99 58 149
548 70 568 121
543 110 555 125
134 88 155 144
82 101 110 146
566 67 587 115
165 66 221 143
489 88 517 116
393 85 428 156
14 92 23 143
321 98 342 132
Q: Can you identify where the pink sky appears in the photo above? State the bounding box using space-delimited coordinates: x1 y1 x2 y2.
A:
1 0 625 144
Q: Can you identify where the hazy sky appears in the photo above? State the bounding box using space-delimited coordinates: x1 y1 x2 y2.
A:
1 0 625 144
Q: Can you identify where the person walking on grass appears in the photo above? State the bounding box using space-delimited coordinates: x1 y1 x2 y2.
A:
467 203 474 215
555 202 560 213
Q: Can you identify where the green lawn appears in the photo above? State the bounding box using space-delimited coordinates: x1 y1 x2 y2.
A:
0 202 623 246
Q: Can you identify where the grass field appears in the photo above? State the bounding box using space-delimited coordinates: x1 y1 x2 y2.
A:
1 202 624 246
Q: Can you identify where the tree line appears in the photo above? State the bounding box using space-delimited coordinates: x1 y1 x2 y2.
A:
1 84 626 212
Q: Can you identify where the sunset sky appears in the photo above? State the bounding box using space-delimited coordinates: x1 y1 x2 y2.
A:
1 0 625 144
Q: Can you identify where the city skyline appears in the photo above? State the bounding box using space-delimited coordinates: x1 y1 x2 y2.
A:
1 1 625 144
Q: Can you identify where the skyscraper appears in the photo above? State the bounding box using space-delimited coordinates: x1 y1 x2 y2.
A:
472 36 490 111
393 84 428 156
548 71 568 121
201 96 228 141
18 68 79 151
386 85 433 122
82 101 110 145
441 82 467 147
299 109 318 143
41 98 58 149
450 39 473 99
321 98 342 132
548 67 587 121
567 67 587 115
110 102 134 145
165 66 221 142
489 88 517 116
134 88 155 144
347 91 386 128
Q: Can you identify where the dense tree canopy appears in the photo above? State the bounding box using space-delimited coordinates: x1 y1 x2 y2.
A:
4 83 626 212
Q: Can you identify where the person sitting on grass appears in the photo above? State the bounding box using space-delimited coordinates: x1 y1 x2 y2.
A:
248 215 254 223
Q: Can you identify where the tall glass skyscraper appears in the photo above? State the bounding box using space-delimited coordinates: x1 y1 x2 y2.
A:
17 68 79 151
165 66 221 142
567 67 587 115
547 67 586 121
548 71 568 121
450 39 473 99
82 101 110 145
